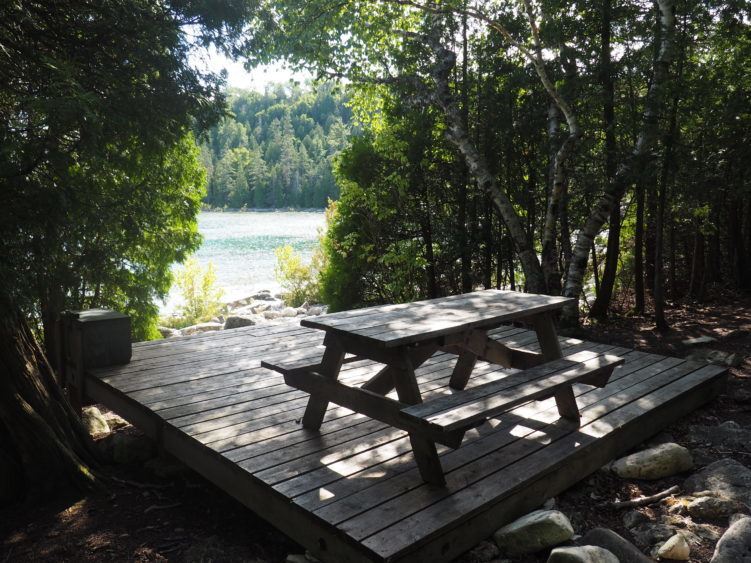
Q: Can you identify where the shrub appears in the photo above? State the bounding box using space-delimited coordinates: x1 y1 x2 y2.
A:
170 258 224 326
274 245 321 307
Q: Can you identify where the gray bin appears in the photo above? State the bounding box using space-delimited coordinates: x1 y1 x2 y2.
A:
64 309 132 368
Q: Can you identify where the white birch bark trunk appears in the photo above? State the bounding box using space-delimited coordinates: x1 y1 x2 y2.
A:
561 0 676 324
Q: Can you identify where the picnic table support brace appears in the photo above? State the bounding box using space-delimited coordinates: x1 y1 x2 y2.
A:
301 337 345 430
533 312 580 420
393 351 446 486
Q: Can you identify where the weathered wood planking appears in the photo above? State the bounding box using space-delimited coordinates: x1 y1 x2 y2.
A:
302 290 573 347
85 320 727 563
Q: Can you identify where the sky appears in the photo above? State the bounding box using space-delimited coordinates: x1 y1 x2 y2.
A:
192 45 313 92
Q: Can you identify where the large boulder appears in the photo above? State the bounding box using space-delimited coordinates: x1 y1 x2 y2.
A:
610 443 693 480
281 307 299 318
81 406 110 436
493 509 574 556
684 458 751 507
578 528 652 563
223 315 257 329
547 545 618 563
710 515 751 562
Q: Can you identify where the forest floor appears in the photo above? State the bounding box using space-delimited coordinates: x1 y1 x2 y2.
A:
2 290 750 563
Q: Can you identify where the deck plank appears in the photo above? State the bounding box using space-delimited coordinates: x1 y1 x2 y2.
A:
84 321 727 563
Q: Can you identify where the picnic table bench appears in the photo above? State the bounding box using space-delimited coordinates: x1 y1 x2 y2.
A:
262 290 623 485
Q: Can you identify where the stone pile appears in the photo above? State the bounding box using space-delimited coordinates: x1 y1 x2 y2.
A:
159 289 327 338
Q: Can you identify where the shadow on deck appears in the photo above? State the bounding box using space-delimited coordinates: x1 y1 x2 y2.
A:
84 322 727 562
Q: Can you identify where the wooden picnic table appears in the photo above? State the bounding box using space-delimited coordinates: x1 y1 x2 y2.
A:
262 290 623 485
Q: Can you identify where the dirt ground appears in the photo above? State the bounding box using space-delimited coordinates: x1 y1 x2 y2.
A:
2 291 750 563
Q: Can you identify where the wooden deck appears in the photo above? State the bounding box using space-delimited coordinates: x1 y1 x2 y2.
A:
84 321 727 563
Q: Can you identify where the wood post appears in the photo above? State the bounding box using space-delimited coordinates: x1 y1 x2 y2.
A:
60 309 132 415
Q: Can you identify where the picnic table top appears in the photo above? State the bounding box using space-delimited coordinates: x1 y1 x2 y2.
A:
301 289 574 348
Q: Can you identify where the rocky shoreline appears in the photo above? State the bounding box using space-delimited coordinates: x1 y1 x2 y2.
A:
158 289 327 338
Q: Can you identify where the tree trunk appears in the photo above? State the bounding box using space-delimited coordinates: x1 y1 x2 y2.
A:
688 230 706 300
0 306 100 502
562 0 676 325
634 180 646 314
424 34 547 294
589 0 619 320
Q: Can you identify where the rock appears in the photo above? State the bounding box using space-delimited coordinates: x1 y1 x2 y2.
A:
307 306 324 316
687 495 746 520
296 307 308 316
610 443 693 480
631 523 677 549
682 336 718 346
263 310 281 320
180 321 223 335
684 458 751 507
157 326 180 338
687 348 743 367
711 515 751 562
251 303 271 314
687 422 751 453
456 540 501 563
102 411 129 431
281 307 298 318
493 510 574 556
253 290 275 301
100 431 157 463
547 545 618 563
223 315 257 329
578 528 652 563
285 555 307 563
623 510 649 529
656 533 690 560
81 406 110 435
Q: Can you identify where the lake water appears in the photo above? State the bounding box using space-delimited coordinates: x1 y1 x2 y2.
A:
162 211 326 311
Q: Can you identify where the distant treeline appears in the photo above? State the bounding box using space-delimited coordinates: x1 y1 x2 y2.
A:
200 83 352 209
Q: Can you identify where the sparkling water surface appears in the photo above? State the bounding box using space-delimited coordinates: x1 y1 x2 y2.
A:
162 210 325 312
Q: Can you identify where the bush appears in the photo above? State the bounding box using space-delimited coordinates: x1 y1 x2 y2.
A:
274 245 321 307
167 258 224 327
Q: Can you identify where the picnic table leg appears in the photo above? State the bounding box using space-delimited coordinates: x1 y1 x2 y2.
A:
301 339 345 430
362 343 438 396
448 330 486 390
393 351 446 486
533 312 580 421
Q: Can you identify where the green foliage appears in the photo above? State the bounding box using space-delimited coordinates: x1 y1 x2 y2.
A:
0 0 241 342
203 84 352 209
248 0 751 313
274 245 321 307
168 259 225 327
